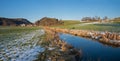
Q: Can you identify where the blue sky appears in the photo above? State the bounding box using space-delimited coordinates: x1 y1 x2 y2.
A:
0 0 120 22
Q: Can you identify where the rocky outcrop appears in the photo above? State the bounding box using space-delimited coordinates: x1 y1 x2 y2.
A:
35 17 63 26
0 17 32 26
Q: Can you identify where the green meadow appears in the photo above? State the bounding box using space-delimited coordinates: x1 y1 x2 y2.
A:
0 26 40 34
0 26 41 42
52 20 120 32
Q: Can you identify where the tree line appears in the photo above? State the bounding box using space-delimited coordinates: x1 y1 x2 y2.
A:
81 16 108 22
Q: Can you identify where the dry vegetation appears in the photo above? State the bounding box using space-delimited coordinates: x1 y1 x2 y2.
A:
36 27 82 61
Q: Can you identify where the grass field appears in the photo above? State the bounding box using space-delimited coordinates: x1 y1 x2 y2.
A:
52 20 120 32
0 26 41 34
0 26 41 42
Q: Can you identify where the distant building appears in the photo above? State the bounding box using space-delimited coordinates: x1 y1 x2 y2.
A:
20 24 25 27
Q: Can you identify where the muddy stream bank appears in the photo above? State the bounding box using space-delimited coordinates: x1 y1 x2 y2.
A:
37 27 120 61
45 27 120 47
36 27 82 61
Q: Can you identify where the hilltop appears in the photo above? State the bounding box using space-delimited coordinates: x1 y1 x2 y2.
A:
0 17 32 26
35 17 63 26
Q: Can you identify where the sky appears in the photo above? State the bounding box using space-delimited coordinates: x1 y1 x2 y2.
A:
0 0 120 22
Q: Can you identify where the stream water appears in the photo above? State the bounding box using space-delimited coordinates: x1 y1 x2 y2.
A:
0 30 45 61
59 33 120 61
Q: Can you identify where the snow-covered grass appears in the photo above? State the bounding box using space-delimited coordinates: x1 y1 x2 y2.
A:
0 27 45 61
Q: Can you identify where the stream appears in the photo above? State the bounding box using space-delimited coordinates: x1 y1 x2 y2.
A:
59 33 120 61
1 29 120 61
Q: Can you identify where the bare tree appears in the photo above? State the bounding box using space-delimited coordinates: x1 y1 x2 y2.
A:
103 16 108 22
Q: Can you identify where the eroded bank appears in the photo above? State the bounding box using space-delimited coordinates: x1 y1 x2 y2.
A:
44 27 120 47
36 27 82 61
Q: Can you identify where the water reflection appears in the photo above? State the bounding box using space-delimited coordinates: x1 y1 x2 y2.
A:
59 33 120 61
